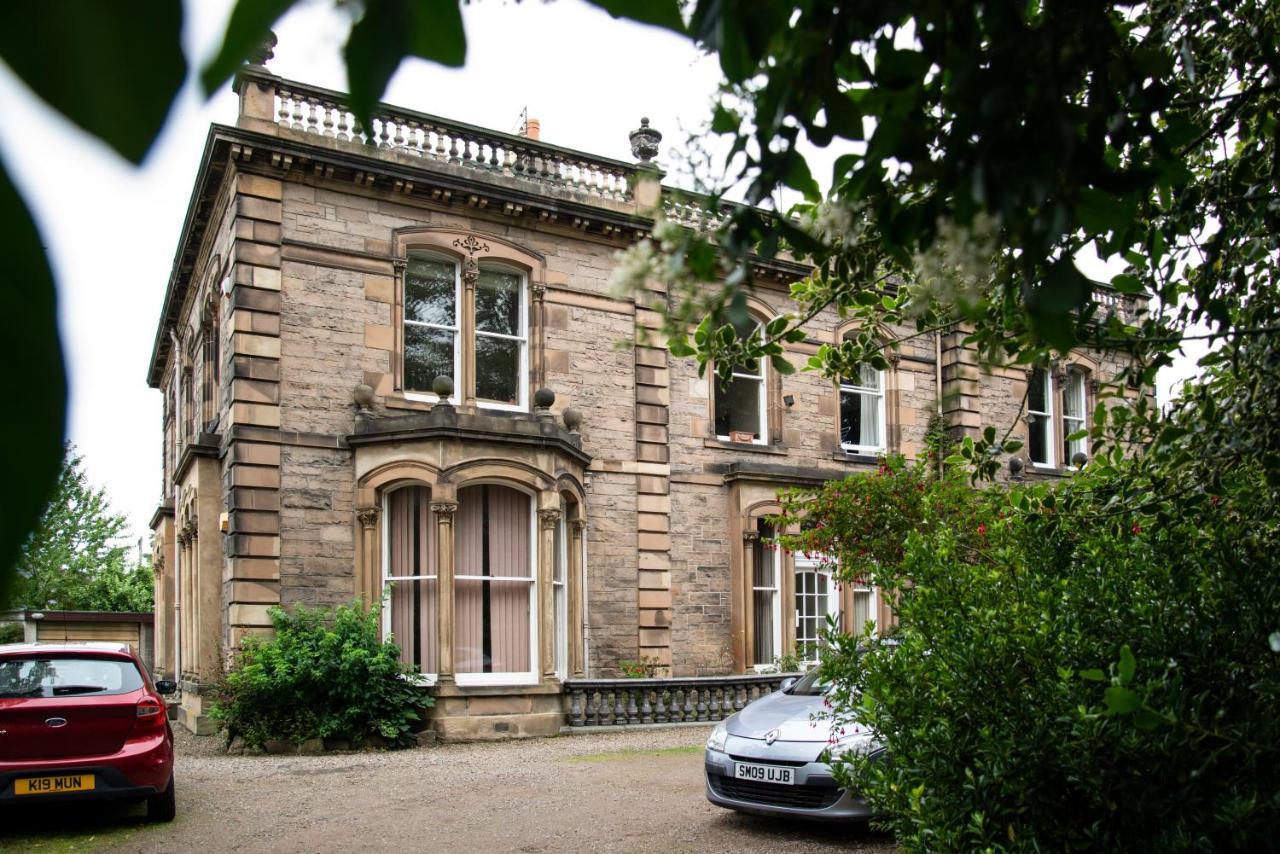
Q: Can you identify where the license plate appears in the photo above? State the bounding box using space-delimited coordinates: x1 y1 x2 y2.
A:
14 775 95 795
734 762 795 785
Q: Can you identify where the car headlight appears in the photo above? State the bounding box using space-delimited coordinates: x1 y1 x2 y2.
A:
823 731 876 762
706 719 729 753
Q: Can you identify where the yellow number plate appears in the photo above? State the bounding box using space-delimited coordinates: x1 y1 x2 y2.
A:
15 775 95 795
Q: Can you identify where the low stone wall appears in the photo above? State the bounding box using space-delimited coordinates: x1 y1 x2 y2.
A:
563 673 800 728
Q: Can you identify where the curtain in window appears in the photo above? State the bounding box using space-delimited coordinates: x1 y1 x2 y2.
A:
455 485 532 674
474 269 524 405
751 527 776 665
840 364 884 450
1027 368 1053 465
386 486 437 674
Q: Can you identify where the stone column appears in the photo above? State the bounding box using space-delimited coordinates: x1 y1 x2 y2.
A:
356 507 380 605
568 519 586 678
531 283 547 391
432 501 458 681
461 259 477 408
538 508 561 680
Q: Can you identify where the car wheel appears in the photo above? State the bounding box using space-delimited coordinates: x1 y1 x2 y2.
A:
146 775 176 822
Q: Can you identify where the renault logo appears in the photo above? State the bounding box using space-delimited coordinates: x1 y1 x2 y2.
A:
764 728 779 746
44 717 68 728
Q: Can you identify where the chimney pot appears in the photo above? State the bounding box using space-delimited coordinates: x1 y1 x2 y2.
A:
524 118 541 140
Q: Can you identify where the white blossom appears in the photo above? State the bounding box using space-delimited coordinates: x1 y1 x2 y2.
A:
906 212 999 316
608 238 660 297
803 199 866 247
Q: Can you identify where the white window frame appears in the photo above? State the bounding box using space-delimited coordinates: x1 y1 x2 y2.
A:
453 483 539 688
851 577 879 638
839 365 887 455
554 510 568 681
380 486 437 687
1062 369 1087 467
793 554 840 666
1028 368 1055 468
714 321 768 446
473 264 529 413
402 252 461 405
750 530 782 673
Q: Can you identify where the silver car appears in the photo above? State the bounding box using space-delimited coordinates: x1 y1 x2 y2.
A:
704 669 881 821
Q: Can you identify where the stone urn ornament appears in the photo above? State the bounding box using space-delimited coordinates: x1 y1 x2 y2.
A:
629 118 662 164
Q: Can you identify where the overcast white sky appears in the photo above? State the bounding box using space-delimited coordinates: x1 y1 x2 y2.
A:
0 0 1200 547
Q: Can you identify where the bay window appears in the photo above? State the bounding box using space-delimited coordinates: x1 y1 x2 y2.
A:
454 484 535 684
384 486 438 677
474 268 527 409
794 555 838 664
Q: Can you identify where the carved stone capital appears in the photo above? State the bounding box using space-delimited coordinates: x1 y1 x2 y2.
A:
538 508 562 529
531 282 547 302
431 501 458 518
392 257 407 275
743 530 760 543
569 518 587 535
356 507 380 529
462 256 479 287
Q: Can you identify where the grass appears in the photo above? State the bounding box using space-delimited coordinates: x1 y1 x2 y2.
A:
0 801 174 853
566 745 703 763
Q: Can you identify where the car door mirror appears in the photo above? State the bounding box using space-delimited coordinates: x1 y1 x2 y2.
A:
779 677 797 693
154 679 178 696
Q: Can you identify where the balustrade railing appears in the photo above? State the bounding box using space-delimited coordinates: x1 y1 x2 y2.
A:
563 673 800 728
249 73 637 204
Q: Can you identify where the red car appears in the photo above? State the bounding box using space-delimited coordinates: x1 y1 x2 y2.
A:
0 642 176 822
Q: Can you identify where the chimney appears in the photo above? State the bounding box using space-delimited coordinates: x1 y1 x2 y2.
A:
524 118 541 140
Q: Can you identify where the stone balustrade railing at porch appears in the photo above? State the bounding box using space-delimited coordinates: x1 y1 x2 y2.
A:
237 68 639 206
562 673 802 729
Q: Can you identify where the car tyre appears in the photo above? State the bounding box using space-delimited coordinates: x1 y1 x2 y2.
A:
146 775 176 822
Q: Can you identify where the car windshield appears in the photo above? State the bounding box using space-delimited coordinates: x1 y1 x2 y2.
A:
0 657 144 698
785 669 830 696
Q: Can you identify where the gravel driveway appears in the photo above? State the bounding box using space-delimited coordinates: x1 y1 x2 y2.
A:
1 726 895 853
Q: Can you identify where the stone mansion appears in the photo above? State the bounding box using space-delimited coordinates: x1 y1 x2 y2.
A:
148 61 1139 738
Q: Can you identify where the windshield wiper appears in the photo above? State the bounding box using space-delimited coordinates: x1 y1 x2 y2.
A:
51 685 108 695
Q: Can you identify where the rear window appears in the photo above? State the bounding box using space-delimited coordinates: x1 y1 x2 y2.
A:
0 657 144 698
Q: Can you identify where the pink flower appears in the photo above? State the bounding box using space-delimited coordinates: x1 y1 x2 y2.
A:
977 523 987 536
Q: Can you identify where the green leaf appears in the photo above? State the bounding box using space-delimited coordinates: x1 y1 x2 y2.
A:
0 159 68 605
770 354 796 375
1078 668 1107 682
1002 439 1024 454
345 0 467 131
588 0 685 33
1117 645 1136 685
0 1 186 164
783 155 821 202
201 0 296 96
711 103 741 134
1075 188 1138 235
667 336 695 357
1103 685 1140 715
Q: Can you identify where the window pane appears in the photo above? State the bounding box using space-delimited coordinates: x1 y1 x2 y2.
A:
1064 372 1085 419
753 540 775 588
856 364 881 389
1029 415 1049 464
475 335 521 404
385 486 437 674
841 390 882 449
714 375 762 437
405 257 456 326
753 590 774 664
404 325 454 393
455 485 532 674
389 579 437 673
1028 368 1047 413
476 269 522 335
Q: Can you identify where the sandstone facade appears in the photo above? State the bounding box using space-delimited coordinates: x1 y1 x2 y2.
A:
147 67 1143 736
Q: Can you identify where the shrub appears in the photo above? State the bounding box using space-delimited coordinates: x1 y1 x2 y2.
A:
209 602 431 749
790 456 1280 850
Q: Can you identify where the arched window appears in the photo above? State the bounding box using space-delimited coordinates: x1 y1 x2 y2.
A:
383 485 438 677
454 484 536 685
751 518 780 667
713 317 767 445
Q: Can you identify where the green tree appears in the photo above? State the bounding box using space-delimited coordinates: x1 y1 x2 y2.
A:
14 446 152 613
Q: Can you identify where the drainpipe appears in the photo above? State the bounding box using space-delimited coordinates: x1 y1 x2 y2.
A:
169 329 182 689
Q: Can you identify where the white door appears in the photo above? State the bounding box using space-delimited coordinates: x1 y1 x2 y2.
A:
794 556 839 664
